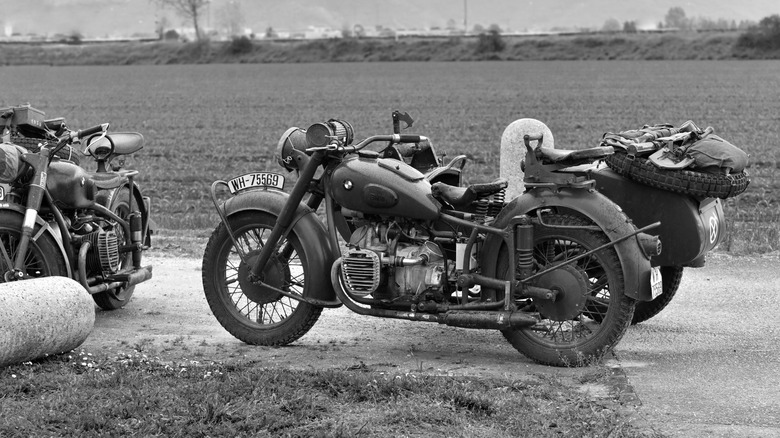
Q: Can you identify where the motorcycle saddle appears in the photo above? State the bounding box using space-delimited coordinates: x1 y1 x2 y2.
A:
431 178 508 207
536 146 613 164
85 132 144 158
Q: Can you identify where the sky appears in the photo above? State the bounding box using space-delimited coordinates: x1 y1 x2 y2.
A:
2 0 779 38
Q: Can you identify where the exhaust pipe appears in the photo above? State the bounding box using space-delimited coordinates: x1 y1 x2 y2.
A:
439 310 537 330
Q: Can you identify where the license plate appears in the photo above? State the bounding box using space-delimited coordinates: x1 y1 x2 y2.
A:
650 266 663 300
227 172 285 194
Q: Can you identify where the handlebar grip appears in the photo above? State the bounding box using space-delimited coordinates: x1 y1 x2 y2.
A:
398 134 424 143
76 123 109 139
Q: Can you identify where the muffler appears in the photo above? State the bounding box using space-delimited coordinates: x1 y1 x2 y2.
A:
439 310 537 330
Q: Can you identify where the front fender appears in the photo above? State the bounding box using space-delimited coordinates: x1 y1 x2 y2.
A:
222 189 341 308
480 187 654 302
0 204 72 278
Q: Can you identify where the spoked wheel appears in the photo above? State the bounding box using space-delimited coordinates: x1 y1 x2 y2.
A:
201 212 322 345
631 266 684 325
498 214 635 367
0 210 68 282
93 186 136 310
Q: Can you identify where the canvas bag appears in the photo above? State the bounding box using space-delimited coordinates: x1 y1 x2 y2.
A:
649 131 748 174
685 134 748 174
0 143 27 183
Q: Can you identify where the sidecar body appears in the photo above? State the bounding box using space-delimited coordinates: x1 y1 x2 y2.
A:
589 166 725 267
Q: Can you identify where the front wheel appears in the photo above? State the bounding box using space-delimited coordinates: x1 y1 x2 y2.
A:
201 212 322 345
0 210 69 282
498 214 635 366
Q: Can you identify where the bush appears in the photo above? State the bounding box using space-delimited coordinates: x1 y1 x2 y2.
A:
227 36 254 55
475 30 505 54
736 14 780 51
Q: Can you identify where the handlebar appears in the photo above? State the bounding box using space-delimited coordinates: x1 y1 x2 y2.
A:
306 133 428 154
74 123 109 141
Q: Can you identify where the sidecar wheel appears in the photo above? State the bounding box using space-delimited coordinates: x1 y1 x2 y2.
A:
92 187 136 310
201 212 322 346
0 211 68 281
631 266 684 325
498 214 635 367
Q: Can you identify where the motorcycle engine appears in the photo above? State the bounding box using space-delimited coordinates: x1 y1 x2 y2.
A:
340 223 446 301
83 228 122 275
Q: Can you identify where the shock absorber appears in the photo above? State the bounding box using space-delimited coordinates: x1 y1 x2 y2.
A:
130 212 143 268
126 175 144 269
515 215 534 280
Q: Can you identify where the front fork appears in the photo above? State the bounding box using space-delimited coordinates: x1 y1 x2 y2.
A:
4 151 50 281
209 151 327 283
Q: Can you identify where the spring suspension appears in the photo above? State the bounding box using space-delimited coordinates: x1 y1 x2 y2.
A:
474 198 489 222
489 188 506 218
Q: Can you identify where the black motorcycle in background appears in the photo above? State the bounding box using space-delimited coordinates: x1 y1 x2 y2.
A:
0 105 153 309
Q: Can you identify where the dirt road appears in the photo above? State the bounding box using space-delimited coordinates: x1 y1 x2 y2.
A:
81 252 780 437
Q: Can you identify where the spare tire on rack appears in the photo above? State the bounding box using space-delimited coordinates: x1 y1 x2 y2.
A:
604 152 749 199
9 134 82 166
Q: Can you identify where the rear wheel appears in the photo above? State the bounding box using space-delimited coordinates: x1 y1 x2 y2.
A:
0 210 68 282
201 212 322 345
92 187 136 310
631 266 684 324
498 214 635 366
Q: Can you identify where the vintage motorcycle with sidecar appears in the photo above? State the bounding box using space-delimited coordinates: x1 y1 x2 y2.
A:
0 105 153 310
202 112 676 366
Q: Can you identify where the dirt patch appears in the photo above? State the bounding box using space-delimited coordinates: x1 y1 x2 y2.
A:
81 255 607 385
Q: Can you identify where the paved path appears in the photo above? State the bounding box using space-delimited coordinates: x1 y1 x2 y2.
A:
614 253 780 437
82 253 780 437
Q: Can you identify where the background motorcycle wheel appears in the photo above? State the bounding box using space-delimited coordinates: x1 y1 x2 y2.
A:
631 266 684 325
201 212 322 346
0 210 69 281
92 186 136 310
498 214 635 367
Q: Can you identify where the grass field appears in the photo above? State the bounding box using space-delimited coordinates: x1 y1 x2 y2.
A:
0 61 777 253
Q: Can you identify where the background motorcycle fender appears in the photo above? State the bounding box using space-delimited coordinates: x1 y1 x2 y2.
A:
480 188 655 302
221 189 341 308
0 204 72 278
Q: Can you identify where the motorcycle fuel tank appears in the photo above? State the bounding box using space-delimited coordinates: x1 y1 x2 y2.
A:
330 153 440 220
46 161 96 209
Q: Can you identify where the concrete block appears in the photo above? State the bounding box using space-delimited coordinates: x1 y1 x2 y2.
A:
0 277 95 367
500 118 554 200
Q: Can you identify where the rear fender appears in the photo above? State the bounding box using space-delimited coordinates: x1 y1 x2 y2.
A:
96 182 152 242
0 204 72 278
480 187 654 302
222 189 340 307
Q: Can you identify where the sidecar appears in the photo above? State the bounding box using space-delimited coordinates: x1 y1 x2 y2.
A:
496 119 736 324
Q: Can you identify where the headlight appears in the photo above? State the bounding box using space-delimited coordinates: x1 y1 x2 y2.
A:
305 119 354 148
275 127 309 171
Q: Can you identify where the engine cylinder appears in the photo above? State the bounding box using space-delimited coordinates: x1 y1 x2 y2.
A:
85 229 121 274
